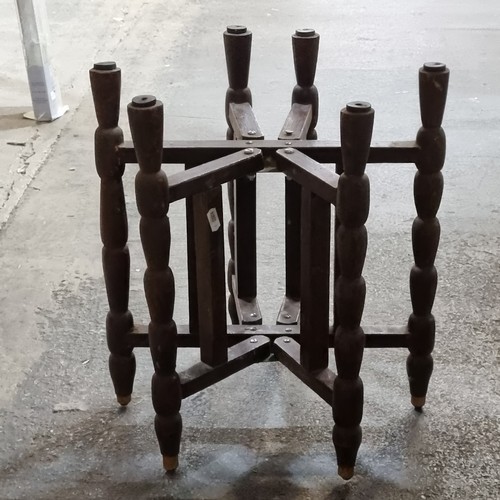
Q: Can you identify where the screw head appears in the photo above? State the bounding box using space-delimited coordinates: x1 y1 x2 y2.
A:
246 140 253 144
227 25 247 35
247 130 256 136
284 129 293 135
346 101 371 113
285 328 292 333
283 337 291 342
285 141 292 146
132 95 157 108
284 148 294 154
423 62 447 72
284 314 291 319
93 61 117 71
250 338 258 343
250 327 257 331
244 148 254 155
250 312 257 317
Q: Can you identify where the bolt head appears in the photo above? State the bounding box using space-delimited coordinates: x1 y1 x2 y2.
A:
283 337 291 342
285 141 292 146
247 130 256 136
250 312 257 317
250 327 257 331
284 314 291 319
250 338 258 343
285 328 292 333
246 140 253 144
244 148 254 155
284 129 293 135
284 148 294 154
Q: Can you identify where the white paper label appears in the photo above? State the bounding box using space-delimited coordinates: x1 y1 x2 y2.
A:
206 208 221 232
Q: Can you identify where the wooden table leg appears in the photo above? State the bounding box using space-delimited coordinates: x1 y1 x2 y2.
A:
407 63 449 410
90 62 136 406
129 95 182 472
333 101 374 480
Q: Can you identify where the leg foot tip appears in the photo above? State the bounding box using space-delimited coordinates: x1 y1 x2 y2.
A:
116 394 131 406
163 455 179 472
338 466 354 480
411 396 426 410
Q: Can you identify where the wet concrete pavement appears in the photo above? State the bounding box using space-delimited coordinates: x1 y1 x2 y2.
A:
0 0 499 498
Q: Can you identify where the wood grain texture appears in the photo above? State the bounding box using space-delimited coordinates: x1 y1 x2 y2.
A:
333 101 374 479
128 95 182 470
407 63 449 410
90 62 135 405
224 26 261 325
278 30 321 325
193 187 228 366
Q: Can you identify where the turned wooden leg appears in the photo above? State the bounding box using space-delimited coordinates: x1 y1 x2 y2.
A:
407 63 449 410
291 28 319 140
333 101 374 480
278 29 321 325
128 95 182 471
90 62 136 406
223 25 259 325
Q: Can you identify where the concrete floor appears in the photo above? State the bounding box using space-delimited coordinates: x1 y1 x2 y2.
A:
0 0 499 498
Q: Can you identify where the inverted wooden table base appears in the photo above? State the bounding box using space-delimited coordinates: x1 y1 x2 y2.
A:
90 26 448 480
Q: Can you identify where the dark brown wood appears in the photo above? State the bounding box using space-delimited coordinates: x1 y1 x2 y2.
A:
277 30 320 327
407 63 449 410
92 53 448 482
333 159 343 331
180 337 271 398
224 26 253 325
128 94 182 472
333 101 374 480
224 26 261 325
272 337 335 405
90 62 136 407
300 189 331 372
118 139 419 166
276 296 300 325
193 187 228 366
128 324 408 348
276 148 339 204
291 29 320 139
283 28 322 373
278 103 313 140
282 177 301 322
224 25 253 120
229 102 264 140
169 149 263 203
227 178 238 324
232 282 262 324
234 174 258 300
185 162 199 335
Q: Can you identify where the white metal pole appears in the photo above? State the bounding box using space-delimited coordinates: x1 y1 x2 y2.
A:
14 0 67 121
